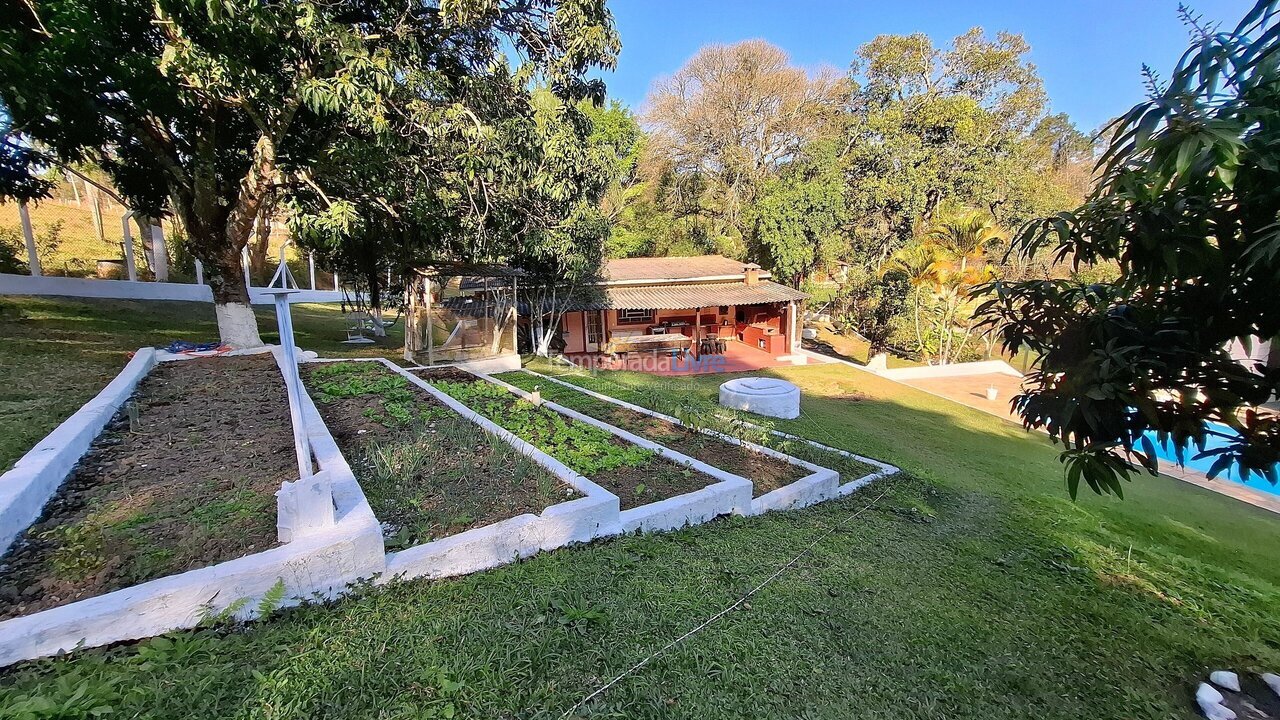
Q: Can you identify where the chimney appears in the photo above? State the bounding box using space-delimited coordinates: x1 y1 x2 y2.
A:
743 263 762 286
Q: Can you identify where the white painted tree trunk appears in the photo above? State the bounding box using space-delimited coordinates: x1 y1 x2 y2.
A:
215 302 262 348
369 308 387 337
535 312 556 356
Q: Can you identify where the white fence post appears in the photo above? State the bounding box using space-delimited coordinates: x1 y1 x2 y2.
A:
120 213 138 282
18 201 40 277
333 271 339 290
308 253 316 290
194 259 204 285
150 222 168 282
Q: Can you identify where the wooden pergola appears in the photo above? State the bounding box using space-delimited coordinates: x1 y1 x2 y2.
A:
403 263 525 365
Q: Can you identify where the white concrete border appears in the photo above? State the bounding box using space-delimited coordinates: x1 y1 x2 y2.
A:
527 366 899 498
0 350 385 667
518 369 840 515
0 273 349 305
726 420 899 497
426 367 755 534
299 358 621 581
877 359 1022 380
0 348 157 555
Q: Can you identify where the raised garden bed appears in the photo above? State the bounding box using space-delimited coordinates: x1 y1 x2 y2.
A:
301 361 580 550
526 366 883 489
495 371 810 497
414 369 723 511
0 355 293 620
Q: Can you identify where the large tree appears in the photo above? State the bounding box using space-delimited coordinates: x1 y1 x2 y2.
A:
746 138 847 287
0 0 617 347
979 1 1280 497
641 40 845 255
843 28 1077 266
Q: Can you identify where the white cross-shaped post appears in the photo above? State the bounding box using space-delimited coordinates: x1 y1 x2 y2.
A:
262 244 335 540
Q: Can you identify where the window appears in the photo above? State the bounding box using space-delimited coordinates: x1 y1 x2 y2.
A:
586 312 602 345
617 308 655 325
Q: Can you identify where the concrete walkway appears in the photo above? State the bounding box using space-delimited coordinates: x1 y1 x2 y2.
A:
900 372 1026 423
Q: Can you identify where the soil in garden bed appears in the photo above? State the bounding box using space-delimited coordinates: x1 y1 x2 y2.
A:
301 362 580 550
0 355 292 620
495 372 810 497
413 369 722 511
519 368 880 485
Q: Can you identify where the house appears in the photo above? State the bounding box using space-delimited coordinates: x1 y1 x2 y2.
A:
557 255 809 370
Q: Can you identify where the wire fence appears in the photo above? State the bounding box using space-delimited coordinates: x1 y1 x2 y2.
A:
0 196 138 278
1 196 340 290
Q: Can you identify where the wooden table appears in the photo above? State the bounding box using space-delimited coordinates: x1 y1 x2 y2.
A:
605 333 692 357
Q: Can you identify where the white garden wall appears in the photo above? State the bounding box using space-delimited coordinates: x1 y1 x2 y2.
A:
0 346 899 666
473 370 756 533
877 360 1022 380
518 369 841 516
0 273 347 305
372 359 621 581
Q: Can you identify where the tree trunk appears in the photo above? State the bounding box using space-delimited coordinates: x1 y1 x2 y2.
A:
137 215 156 274
404 275 434 363
205 240 263 348
87 184 105 243
248 204 273 281
196 132 283 348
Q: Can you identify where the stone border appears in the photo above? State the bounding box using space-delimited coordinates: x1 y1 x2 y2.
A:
0 348 156 555
301 358 621 581
449 368 755 533
519 368 841 515
0 348 385 667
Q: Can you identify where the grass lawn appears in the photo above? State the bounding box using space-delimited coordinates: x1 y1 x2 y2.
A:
0 295 402 472
1 298 1278 719
807 326 920 368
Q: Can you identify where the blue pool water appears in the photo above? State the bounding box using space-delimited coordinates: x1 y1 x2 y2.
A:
1143 423 1280 497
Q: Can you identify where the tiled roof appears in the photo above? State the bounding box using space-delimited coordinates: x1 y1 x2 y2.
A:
603 255 766 283
574 280 807 310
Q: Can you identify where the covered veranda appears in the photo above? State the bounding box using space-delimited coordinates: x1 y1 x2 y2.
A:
566 338 821 375
556 280 810 375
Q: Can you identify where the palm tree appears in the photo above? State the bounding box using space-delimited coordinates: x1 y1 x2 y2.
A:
881 242 942 358
925 209 1003 273
881 227 1000 365
881 242 941 288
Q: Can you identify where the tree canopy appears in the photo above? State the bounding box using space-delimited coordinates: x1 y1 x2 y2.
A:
979 0 1280 496
638 40 845 257
0 0 619 346
603 31 1092 365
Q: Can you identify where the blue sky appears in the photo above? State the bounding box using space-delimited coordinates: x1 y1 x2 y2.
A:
596 0 1252 132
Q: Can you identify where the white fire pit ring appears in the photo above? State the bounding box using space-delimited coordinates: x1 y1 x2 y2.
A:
719 377 801 419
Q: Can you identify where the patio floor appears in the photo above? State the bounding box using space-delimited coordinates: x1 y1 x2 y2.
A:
567 340 822 376
901 372 1027 423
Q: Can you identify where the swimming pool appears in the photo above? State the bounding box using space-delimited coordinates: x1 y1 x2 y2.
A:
1143 423 1280 497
